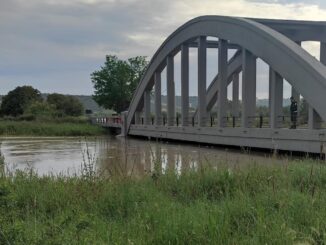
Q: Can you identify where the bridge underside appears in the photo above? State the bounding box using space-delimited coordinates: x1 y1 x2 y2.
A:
129 125 326 153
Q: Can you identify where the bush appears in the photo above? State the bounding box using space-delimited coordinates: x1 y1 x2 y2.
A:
24 101 57 120
0 86 42 117
47 93 84 117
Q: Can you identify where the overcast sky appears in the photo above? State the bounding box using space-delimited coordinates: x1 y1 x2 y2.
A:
1 0 326 98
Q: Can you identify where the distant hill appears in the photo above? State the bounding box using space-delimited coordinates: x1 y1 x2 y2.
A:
74 95 115 116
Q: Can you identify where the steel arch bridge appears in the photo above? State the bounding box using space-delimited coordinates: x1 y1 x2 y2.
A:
102 16 326 153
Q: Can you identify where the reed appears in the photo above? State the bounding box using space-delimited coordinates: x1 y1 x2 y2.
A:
0 154 326 244
0 120 106 136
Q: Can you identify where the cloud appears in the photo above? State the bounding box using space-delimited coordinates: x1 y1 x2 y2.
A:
0 0 325 96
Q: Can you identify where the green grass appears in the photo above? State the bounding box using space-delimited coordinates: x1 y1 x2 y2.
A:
0 120 107 136
1 160 326 244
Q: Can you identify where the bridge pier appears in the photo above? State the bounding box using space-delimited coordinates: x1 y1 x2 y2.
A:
270 69 283 129
241 49 256 128
167 55 175 126
232 73 240 118
198 36 207 127
218 39 228 128
181 44 189 126
134 111 141 125
154 71 162 126
144 90 151 125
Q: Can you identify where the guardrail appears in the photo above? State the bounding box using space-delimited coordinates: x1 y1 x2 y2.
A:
92 116 122 127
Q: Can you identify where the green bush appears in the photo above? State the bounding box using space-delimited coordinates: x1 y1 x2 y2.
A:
24 101 57 120
47 93 84 117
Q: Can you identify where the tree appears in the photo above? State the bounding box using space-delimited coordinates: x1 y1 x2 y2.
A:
25 101 57 119
64 96 84 117
0 86 42 117
91 55 148 113
47 93 84 117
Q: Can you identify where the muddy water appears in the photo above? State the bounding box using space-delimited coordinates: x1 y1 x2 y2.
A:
0 136 289 176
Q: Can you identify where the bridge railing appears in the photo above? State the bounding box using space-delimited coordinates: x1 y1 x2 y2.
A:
133 114 326 129
92 116 122 125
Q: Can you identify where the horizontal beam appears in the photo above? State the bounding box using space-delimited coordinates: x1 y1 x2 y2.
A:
130 125 326 154
189 40 240 49
251 18 326 42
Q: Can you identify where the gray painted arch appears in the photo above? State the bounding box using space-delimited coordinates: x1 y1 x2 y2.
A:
127 15 326 131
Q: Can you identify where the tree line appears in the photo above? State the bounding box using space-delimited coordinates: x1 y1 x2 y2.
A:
0 86 84 119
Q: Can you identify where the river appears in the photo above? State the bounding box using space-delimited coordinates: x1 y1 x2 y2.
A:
0 136 291 176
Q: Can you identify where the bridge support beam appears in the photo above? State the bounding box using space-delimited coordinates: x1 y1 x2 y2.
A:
270 69 283 129
198 36 207 127
218 39 228 127
241 49 256 128
309 108 321 129
144 90 151 125
154 72 162 126
167 55 175 126
181 44 189 126
308 42 325 129
232 73 240 118
135 111 141 125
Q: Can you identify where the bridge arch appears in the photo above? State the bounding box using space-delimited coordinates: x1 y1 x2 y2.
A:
127 16 326 132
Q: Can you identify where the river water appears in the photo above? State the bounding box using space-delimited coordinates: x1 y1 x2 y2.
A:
0 136 290 176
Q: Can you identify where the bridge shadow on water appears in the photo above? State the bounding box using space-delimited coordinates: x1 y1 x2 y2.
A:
96 134 325 178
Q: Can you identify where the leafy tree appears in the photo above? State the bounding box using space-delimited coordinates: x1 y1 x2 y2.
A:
64 96 84 117
0 86 42 117
25 101 57 119
91 55 148 113
47 93 84 117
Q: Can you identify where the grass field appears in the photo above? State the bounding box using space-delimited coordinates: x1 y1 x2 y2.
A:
1 157 326 244
0 120 106 136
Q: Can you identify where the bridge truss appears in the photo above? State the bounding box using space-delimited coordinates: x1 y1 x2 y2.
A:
123 16 326 153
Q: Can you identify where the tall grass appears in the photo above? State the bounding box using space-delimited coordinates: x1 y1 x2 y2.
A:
1 154 326 244
0 120 106 136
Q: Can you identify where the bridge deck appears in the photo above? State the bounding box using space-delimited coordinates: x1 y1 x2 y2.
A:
129 125 326 154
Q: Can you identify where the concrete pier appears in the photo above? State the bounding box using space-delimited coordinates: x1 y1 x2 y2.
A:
270 69 283 129
218 39 228 127
167 55 175 126
181 44 189 126
232 73 240 118
241 49 256 128
154 71 162 126
198 36 207 127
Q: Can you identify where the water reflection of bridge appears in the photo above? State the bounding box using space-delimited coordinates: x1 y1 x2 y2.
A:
95 16 326 154
97 137 288 177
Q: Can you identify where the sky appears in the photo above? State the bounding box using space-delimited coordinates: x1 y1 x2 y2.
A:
0 0 326 98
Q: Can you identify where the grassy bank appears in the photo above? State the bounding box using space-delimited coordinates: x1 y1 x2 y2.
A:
0 120 106 136
1 160 326 244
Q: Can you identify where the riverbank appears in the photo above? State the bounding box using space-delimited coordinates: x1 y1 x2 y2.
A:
1 160 326 244
0 120 106 136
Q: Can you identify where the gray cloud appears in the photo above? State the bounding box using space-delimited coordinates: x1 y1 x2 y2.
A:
0 0 325 97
